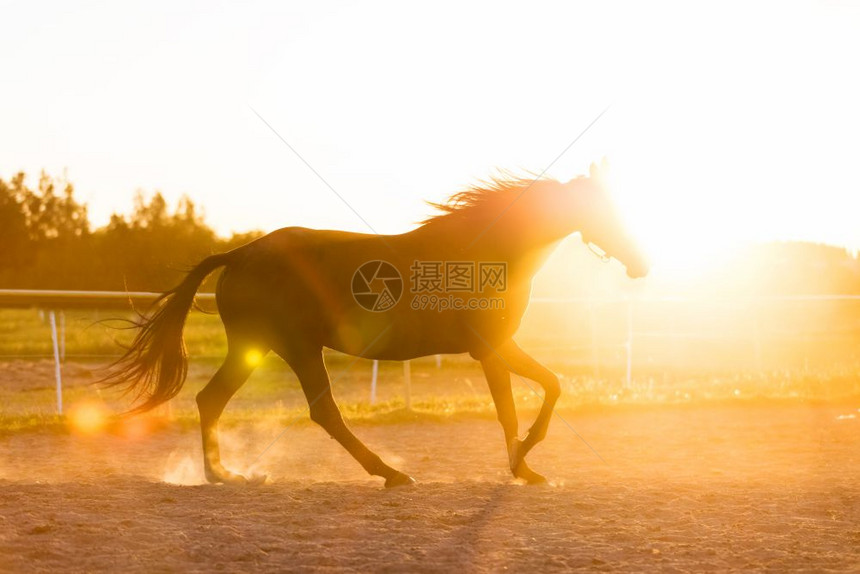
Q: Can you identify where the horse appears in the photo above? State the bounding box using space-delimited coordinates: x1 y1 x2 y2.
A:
102 160 649 487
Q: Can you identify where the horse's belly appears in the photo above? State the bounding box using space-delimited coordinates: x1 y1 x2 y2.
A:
324 307 522 361
323 315 466 360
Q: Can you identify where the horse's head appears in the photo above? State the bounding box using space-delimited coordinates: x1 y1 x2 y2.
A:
572 160 650 279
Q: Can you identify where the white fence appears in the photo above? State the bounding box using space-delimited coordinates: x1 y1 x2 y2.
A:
1 289 859 414
0 290 215 414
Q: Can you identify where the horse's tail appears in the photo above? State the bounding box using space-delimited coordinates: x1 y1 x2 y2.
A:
100 253 231 414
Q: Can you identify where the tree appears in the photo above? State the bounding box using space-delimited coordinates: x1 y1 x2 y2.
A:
19 171 89 241
94 191 219 291
0 173 31 271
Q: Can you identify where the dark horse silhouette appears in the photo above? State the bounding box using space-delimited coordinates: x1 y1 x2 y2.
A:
103 161 648 487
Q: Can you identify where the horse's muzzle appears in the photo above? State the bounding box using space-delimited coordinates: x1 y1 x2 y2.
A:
625 261 650 279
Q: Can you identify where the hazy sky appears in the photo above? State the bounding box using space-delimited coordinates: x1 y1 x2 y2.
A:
2 0 859 270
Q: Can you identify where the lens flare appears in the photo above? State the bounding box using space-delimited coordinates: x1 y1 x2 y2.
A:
67 401 109 434
119 415 153 440
245 349 264 367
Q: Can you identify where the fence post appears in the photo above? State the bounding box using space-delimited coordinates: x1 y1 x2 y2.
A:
590 301 600 377
370 360 379 404
59 310 66 362
403 360 411 410
625 298 633 390
753 307 763 371
49 310 63 415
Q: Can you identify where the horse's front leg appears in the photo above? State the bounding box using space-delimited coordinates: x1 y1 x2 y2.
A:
196 350 262 484
480 351 548 484
491 340 560 481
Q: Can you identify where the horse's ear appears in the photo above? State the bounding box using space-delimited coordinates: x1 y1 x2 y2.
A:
600 156 610 173
589 162 600 179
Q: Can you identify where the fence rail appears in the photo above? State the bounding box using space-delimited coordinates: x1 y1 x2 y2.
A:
0 289 217 414
0 289 216 310
2 289 859 415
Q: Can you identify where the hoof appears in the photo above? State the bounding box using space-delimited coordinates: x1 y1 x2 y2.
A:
522 470 548 485
512 460 547 484
205 466 259 486
508 439 547 484
245 472 269 486
507 438 524 470
384 472 416 488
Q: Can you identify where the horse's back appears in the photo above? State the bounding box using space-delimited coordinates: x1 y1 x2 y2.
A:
214 226 529 360
214 227 397 345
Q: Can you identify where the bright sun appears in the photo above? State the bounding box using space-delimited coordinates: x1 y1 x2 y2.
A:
589 2 860 277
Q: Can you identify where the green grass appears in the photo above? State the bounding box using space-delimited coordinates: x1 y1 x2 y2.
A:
0 413 66 435
0 308 229 358
1 307 859 435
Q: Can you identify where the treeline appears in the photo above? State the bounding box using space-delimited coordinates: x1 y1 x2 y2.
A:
726 241 860 295
2 170 859 296
0 171 262 292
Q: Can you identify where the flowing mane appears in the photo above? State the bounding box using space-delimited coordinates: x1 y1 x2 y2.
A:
421 172 559 225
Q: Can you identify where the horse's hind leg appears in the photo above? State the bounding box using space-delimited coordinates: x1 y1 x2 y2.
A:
196 346 263 484
285 348 414 488
480 353 547 484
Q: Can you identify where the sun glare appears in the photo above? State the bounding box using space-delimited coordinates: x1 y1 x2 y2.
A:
245 349 264 367
67 401 109 435
118 416 153 440
588 1 860 277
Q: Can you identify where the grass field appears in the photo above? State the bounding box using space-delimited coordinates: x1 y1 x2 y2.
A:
1 306 859 434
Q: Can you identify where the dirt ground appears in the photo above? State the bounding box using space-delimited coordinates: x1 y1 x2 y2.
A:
0 402 858 573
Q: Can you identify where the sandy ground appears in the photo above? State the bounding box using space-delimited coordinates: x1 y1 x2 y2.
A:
0 403 858 573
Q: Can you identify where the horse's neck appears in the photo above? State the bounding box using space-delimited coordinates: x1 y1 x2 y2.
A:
508 239 566 286
409 221 566 289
